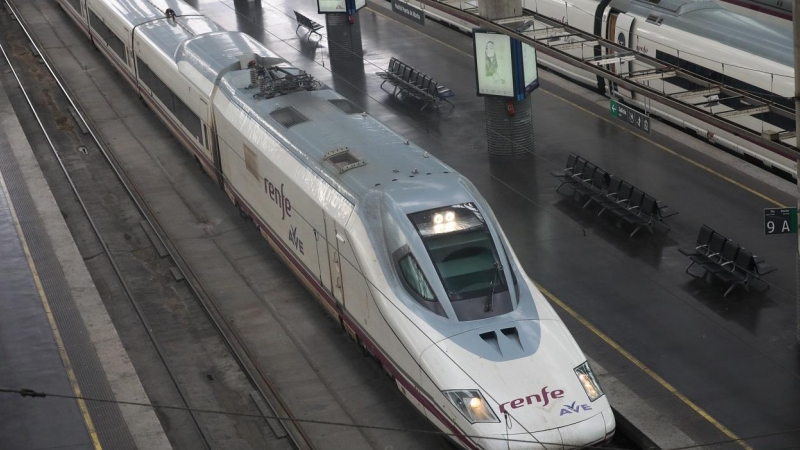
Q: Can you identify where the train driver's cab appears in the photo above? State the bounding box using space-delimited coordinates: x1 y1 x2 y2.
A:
397 202 517 321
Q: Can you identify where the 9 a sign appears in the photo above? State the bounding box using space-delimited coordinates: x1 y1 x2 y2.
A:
764 207 797 235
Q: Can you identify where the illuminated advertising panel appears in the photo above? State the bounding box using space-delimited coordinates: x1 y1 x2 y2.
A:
318 0 346 13
521 41 539 93
473 31 514 97
318 0 365 13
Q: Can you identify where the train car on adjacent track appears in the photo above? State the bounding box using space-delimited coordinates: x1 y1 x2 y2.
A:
56 0 615 447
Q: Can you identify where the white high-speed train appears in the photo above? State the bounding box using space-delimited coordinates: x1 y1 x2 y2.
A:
412 0 796 178
56 0 615 447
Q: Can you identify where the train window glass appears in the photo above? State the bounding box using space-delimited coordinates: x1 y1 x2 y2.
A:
244 144 259 179
173 95 202 142
67 0 81 13
397 253 445 317
88 10 124 60
106 34 126 61
408 203 514 320
136 57 175 113
399 255 435 302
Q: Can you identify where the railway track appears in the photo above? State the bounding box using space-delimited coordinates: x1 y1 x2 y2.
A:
0 2 313 449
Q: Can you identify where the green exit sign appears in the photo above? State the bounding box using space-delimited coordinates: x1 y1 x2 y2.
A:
610 99 650 134
764 207 797 235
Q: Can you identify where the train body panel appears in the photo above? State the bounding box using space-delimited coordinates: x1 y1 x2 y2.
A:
57 0 615 446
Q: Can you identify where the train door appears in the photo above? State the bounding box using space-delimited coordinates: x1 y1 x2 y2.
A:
325 213 344 311
612 13 635 76
606 11 635 97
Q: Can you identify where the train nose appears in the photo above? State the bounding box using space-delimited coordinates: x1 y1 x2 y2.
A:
478 427 562 450
559 412 608 447
478 411 610 449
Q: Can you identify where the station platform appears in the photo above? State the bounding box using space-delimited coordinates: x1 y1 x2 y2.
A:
0 74 170 449
191 0 800 448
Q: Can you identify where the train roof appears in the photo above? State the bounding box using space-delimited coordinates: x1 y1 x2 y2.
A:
218 72 460 209
613 0 792 67
100 0 206 28
137 17 220 59
176 32 287 96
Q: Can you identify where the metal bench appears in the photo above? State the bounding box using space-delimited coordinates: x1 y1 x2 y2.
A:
294 11 324 41
375 57 454 111
678 224 776 296
551 153 677 237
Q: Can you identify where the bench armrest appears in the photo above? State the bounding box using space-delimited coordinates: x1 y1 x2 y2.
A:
753 257 777 275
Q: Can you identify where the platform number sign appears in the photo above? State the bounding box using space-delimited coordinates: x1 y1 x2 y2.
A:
764 207 797 235
610 99 650 135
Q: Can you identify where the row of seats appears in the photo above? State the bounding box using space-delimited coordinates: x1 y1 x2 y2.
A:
376 57 455 111
679 225 776 297
551 153 677 238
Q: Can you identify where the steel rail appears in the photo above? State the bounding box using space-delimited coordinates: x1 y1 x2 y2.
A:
412 0 798 159
0 17 216 450
2 1 314 449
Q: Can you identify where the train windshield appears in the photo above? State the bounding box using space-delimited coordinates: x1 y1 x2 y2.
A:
408 203 513 321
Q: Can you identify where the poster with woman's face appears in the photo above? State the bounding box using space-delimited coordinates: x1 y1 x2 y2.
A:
474 32 513 97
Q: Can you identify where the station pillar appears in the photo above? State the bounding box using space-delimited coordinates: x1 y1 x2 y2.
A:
325 12 363 60
794 0 799 343
479 0 532 155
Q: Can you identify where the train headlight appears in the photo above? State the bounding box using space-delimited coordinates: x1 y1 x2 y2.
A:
444 390 499 423
574 361 604 402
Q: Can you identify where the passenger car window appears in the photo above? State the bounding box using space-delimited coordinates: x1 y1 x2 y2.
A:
399 254 435 302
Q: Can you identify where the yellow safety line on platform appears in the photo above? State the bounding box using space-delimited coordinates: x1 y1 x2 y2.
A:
535 283 754 450
0 164 103 450
367 6 759 449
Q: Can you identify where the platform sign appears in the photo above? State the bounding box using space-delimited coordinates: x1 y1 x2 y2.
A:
474 31 514 97
764 207 797 235
610 99 650 135
391 0 424 25
318 0 365 14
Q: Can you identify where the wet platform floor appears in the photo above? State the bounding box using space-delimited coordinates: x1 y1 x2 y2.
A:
0 70 157 449
180 0 800 448
0 106 95 450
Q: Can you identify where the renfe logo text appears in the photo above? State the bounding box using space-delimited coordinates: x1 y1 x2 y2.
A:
264 177 292 220
499 387 564 414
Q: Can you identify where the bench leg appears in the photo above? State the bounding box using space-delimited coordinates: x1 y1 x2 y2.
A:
723 282 739 297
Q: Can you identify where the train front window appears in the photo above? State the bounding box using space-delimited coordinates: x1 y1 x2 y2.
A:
408 203 513 320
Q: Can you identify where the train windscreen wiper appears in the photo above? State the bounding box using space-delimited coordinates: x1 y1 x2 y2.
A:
484 262 502 313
